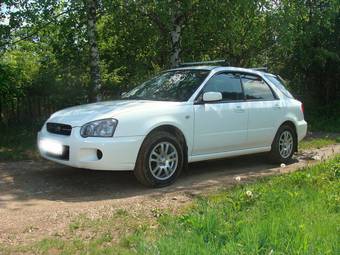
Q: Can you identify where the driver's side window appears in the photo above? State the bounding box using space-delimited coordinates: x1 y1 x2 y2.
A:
203 73 243 101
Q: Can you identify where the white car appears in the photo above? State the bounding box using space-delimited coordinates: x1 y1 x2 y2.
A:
38 64 307 187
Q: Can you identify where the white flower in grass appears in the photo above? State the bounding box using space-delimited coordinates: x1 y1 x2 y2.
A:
280 163 286 168
268 249 274 255
235 176 241 182
246 190 253 198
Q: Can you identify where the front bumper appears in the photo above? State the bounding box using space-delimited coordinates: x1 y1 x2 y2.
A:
38 127 145 171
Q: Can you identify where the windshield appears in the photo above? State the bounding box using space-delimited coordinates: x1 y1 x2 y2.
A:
122 70 210 102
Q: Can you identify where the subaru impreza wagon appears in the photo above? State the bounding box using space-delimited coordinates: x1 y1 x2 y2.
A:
38 62 307 187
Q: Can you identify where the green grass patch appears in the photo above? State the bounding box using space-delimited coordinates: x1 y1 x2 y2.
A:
129 156 340 255
299 136 340 150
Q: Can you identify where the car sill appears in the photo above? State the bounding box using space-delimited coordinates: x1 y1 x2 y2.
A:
188 146 271 163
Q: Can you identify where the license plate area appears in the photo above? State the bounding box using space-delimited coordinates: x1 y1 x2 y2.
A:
45 145 70 160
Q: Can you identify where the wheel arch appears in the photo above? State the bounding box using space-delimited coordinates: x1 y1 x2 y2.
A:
136 124 189 169
277 120 298 152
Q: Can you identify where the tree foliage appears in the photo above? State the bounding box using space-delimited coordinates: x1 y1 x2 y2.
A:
0 0 339 125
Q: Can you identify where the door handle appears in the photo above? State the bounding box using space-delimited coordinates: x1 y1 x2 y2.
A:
234 105 245 113
274 103 281 109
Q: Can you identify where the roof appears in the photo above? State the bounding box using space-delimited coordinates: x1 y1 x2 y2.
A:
167 65 273 76
168 65 219 71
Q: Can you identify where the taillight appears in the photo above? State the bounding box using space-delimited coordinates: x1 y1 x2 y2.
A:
301 103 304 113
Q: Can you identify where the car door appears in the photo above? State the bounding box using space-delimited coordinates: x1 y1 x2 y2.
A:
192 72 248 155
241 73 284 148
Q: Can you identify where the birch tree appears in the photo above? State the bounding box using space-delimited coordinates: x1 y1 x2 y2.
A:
130 0 196 68
169 1 185 67
85 0 101 102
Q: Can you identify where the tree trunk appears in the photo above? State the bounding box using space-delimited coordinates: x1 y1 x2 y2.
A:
170 13 182 68
86 0 101 102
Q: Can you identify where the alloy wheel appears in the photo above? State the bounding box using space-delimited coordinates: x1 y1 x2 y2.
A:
279 130 293 158
148 142 178 181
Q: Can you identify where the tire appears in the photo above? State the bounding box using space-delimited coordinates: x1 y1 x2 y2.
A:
134 131 184 188
269 124 296 164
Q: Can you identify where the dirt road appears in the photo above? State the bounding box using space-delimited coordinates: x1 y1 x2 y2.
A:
1 144 339 246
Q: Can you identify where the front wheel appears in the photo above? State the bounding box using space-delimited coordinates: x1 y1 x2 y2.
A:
134 131 184 187
269 125 296 164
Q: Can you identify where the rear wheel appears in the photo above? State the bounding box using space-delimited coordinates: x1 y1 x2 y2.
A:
269 124 296 164
134 131 184 187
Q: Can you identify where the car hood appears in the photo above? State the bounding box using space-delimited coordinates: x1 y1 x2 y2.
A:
47 100 180 127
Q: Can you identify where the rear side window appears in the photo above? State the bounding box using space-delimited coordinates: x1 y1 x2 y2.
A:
241 74 275 100
265 75 294 98
203 73 243 101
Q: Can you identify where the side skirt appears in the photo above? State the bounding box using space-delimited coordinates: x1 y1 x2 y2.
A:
188 146 271 163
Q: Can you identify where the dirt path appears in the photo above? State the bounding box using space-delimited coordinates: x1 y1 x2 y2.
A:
1 144 339 246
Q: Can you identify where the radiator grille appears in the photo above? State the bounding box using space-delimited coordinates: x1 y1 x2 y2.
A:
46 122 72 136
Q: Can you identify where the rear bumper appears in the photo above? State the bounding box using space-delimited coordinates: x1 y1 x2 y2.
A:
296 120 307 141
37 127 145 171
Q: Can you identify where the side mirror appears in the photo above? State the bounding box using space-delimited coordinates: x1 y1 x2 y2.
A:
202 92 222 102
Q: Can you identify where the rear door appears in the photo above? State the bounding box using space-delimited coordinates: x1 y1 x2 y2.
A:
193 73 248 155
241 73 284 148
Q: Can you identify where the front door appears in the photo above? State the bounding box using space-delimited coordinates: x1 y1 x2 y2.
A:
193 73 248 155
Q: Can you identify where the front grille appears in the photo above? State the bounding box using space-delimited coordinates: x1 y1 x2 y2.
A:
46 122 72 136
46 145 70 160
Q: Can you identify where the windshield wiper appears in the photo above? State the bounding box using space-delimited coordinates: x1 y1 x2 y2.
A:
122 95 150 100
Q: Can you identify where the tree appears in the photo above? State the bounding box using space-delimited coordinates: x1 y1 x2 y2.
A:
1 0 103 102
85 0 102 102
0 0 339 125
124 0 198 67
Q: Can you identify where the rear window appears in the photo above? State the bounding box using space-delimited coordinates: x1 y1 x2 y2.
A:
265 75 294 98
241 74 275 100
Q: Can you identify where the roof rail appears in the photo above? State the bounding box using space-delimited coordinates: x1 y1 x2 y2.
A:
250 67 268 72
178 59 229 67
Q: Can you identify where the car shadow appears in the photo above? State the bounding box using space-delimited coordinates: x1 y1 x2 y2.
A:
0 154 297 207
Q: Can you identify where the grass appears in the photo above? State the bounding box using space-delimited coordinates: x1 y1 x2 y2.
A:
299 135 340 150
2 156 339 255
127 156 340 255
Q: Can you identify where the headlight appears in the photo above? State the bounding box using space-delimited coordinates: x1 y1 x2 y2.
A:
80 119 118 138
